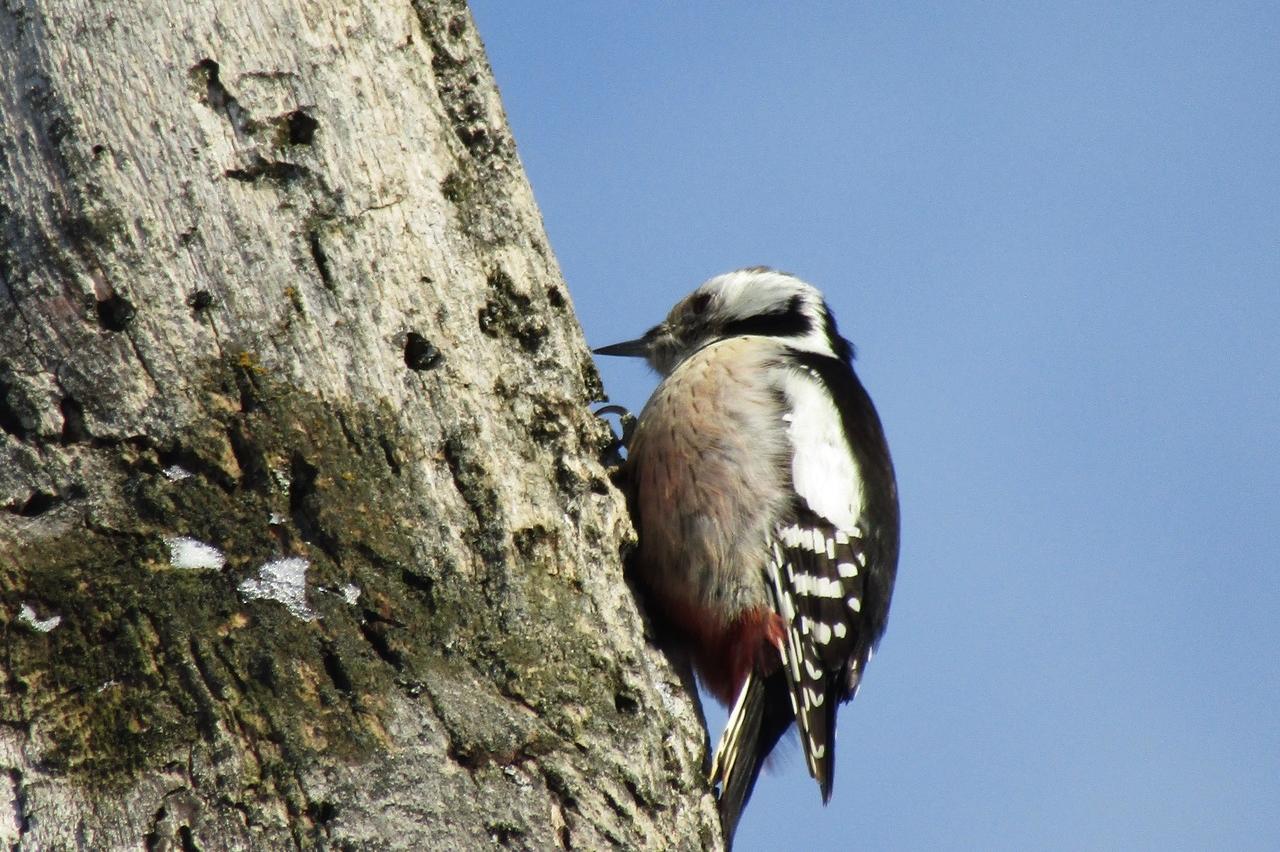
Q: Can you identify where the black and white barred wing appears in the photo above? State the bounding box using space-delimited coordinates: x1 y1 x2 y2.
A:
765 509 874 800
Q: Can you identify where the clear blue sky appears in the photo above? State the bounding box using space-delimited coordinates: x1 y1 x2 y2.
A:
469 4 1280 850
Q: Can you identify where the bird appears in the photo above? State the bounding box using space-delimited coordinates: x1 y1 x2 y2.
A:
594 267 899 847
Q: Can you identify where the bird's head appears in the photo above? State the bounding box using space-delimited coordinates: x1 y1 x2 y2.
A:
594 267 852 375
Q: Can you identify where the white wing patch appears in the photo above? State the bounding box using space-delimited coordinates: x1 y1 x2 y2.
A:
779 367 862 531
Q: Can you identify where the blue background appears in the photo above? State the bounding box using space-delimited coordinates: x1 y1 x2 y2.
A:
470 4 1280 850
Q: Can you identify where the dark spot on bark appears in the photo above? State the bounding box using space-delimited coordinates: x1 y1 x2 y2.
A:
320 642 354 693
60 396 89 443
400 567 435 606
442 435 498 522
230 358 263 413
454 123 488 150
91 143 106 158
546 286 565 309
224 157 309 185
46 116 69 147
512 526 548 562
96 293 135 331
308 229 332 290
358 620 405 669
335 410 361 451
477 268 547 351
187 289 213 311
529 404 563 444
487 821 525 846
403 332 442 371
250 653 279 691
440 171 465 204
614 690 640 715
178 825 199 852
307 801 338 825
191 58 256 136
554 459 582 497
0 376 32 440
9 490 58 517
289 453 328 551
285 109 318 145
378 434 402 476
227 422 269 488
61 205 125 250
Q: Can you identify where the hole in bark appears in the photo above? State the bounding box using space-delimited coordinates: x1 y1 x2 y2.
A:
403 332 442 371
96 293 136 331
285 110 318 145
307 800 338 825
400 567 435 606
178 825 199 852
10 490 58 517
60 396 89 443
613 690 640 715
188 289 213 311
454 123 488 150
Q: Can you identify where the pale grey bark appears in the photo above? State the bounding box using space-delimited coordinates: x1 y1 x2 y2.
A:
0 0 720 849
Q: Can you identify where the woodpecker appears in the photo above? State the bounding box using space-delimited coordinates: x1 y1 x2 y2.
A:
595 267 899 847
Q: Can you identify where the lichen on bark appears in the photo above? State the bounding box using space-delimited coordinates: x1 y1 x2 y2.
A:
0 0 719 848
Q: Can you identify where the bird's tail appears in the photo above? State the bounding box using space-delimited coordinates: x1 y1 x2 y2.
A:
709 671 794 849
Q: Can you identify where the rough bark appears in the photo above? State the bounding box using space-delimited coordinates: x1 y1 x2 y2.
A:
0 0 720 848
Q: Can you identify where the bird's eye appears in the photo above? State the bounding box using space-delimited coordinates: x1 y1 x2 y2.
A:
690 293 712 315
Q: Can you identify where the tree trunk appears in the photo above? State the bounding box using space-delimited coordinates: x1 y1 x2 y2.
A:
0 0 720 848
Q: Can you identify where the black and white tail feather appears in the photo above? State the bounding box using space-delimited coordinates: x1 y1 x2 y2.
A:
709 669 793 847
710 507 881 845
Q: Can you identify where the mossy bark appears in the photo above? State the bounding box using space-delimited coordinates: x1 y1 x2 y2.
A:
0 0 720 848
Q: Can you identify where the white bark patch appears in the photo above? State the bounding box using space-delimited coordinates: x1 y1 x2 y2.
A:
19 603 61 632
166 536 226 570
239 557 316 621
340 583 361 605
162 464 193 481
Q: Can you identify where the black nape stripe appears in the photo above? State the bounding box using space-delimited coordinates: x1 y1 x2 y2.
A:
722 294 812 339
821 302 854 364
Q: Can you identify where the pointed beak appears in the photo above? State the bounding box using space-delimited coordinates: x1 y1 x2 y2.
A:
593 337 651 358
